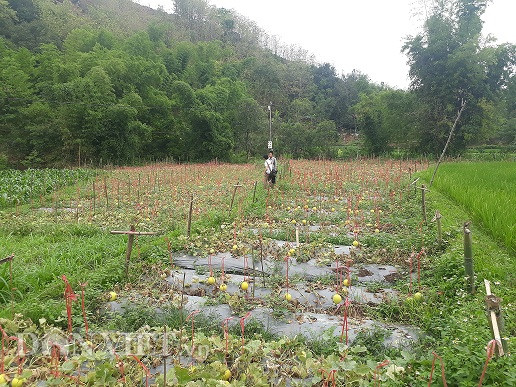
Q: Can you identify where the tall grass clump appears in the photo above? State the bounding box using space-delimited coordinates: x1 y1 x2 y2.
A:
422 161 515 253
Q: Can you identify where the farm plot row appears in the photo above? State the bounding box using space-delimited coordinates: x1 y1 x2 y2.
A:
0 158 513 386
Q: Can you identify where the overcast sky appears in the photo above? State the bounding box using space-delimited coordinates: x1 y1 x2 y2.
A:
137 0 515 89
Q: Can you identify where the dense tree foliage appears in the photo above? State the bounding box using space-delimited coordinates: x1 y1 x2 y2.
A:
0 0 382 166
0 0 513 166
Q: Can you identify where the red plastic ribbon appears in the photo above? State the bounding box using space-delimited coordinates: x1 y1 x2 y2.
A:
240 312 251 353
186 310 200 360
50 343 62 377
320 369 337 387
478 339 501 386
9 335 27 375
61 275 77 335
337 298 351 344
428 351 448 387
373 359 390 386
129 354 150 387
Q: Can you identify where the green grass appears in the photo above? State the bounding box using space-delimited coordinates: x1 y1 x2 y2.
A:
421 161 516 254
0 223 126 323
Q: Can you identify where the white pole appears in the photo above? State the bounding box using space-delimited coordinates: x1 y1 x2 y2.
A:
268 102 272 148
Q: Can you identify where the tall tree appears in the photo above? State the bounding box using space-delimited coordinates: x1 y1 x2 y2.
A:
403 0 515 155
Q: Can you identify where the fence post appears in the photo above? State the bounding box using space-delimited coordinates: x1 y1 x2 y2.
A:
463 223 474 294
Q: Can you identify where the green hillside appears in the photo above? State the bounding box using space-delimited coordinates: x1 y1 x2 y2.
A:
0 0 514 167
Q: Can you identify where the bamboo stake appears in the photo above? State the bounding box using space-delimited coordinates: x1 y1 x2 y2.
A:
252 181 257 203
259 236 265 287
110 230 158 235
484 280 504 356
125 225 135 278
229 184 242 213
0 254 15 265
421 184 427 224
433 210 442 244
110 227 158 277
464 223 474 294
409 177 420 195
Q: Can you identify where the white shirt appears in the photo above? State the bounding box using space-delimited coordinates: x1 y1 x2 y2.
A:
265 157 276 174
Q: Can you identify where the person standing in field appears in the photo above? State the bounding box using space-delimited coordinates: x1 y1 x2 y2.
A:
264 150 277 187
